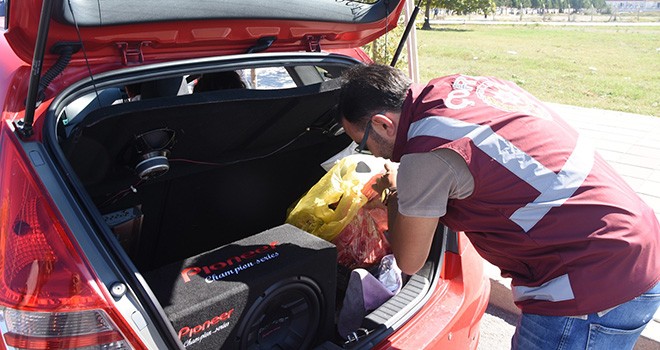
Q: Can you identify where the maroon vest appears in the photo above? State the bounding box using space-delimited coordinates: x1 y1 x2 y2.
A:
393 75 660 315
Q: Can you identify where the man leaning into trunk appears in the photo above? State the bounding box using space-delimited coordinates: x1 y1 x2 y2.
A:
336 64 660 350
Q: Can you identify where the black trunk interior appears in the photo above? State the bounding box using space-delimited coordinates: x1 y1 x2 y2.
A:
60 80 349 271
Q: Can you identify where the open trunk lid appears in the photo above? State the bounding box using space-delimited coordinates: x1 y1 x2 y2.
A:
5 0 405 66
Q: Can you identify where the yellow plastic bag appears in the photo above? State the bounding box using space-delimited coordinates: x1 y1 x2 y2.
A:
286 157 369 242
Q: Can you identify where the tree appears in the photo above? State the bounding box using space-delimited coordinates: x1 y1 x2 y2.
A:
557 0 568 12
420 0 495 28
362 12 408 69
422 0 445 30
474 0 497 16
569 0 585 11
423 0 433 29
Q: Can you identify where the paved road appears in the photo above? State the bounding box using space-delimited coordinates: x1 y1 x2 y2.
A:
478 103 660 350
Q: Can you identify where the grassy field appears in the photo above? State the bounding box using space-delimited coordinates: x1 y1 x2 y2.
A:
414 24 660 116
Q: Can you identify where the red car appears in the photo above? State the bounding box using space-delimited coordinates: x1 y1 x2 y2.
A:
0 1 490 349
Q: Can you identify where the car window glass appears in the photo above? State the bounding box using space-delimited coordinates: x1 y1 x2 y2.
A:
316 67 334 81
238 67 296 89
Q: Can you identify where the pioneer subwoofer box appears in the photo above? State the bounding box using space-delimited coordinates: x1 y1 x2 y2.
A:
144 224 336 350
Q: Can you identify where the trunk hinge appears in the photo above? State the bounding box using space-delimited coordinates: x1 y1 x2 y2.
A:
304 35 324 52
117 41 151 65
246 36 277 54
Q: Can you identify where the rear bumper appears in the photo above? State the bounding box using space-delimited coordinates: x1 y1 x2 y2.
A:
375 238 491 350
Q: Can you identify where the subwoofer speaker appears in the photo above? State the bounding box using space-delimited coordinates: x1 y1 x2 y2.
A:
144 224 337 350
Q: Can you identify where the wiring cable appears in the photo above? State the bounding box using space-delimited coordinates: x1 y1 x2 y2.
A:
37 45 74 102
67 0 101 106
99 179 144 208
169 127 317 168
100 127 320 208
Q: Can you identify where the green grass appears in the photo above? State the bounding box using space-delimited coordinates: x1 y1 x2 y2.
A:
415 25 660 116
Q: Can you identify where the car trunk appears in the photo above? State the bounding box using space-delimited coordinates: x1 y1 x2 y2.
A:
61 78 348 270
50 58 441 349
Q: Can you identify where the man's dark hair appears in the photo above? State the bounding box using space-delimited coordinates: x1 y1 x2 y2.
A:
338 64 412 125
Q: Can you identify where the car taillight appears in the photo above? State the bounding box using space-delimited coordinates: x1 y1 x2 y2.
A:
0 123 146 350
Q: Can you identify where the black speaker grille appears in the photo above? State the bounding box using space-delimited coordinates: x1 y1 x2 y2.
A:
238 277 321 350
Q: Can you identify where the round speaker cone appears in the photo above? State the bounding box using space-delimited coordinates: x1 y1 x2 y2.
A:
238 278 322 350
135 154 169 180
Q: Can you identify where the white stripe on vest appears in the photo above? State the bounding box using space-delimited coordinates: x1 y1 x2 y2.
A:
407 116 594 232
512 273 575 302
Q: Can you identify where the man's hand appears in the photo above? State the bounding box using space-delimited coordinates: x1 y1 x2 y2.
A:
372 162 397 194
363 163 397 210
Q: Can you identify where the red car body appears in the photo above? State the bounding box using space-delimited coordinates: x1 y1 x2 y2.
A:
0 1 490 349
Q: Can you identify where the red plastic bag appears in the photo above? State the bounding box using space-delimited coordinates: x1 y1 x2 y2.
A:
332 175 391 269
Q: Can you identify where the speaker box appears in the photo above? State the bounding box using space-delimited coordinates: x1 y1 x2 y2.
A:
144 224 337 350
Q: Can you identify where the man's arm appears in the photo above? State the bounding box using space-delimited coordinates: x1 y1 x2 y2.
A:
383 149 474 275
387 193 439 276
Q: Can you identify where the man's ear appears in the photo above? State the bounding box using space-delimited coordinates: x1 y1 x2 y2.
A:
372 112 397 138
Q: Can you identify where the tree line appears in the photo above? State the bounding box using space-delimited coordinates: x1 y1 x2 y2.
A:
420 0 609 27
